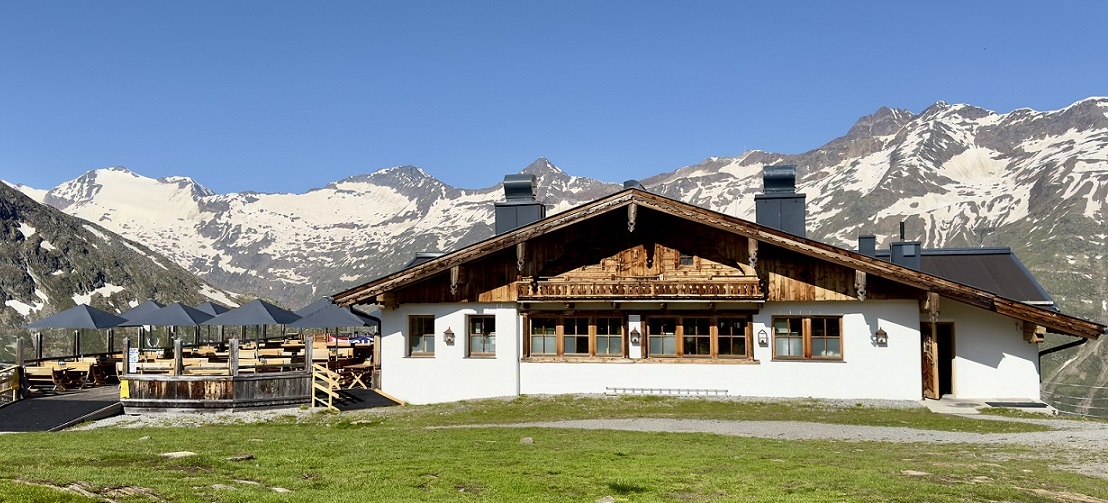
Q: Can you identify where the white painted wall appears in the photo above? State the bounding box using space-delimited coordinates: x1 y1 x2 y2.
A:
940 300 1041 399
379 299 1044 404
521 301 924 401
378 303 520 404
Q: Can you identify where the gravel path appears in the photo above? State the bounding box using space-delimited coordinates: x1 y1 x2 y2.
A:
494 416 1108 450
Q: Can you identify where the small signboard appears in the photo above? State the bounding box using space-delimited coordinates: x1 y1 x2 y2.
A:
127 347 140 374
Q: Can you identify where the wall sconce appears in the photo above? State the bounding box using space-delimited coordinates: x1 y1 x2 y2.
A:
629 327 641 345
443 327 455 345
874 328 888 346
757 329 768 346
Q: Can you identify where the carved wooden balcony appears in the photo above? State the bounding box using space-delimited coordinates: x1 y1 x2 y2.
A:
516 277 763 301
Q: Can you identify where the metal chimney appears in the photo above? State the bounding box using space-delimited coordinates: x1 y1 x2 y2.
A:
494 174 546 235
754 165 807 237
857 235 876 257
889 222 921 270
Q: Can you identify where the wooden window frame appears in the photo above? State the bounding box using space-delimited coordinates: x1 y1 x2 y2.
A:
524 314 628 358
408 315 435 357
467 315 496 358
594 316 625 357
771 315 843 361
646 314 753 360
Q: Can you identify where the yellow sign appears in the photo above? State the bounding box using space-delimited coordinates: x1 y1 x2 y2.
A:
119 379 129 399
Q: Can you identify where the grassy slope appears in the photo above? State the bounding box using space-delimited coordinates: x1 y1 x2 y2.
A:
2 396 1106 502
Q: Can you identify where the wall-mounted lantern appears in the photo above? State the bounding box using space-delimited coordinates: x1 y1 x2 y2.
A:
629 327 641 345
874 328 888 346
443 327 455 345
757 329 768 346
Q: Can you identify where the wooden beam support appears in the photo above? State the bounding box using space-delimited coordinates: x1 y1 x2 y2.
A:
855 270 867 301
1023 321 1046 343
747 237 758 270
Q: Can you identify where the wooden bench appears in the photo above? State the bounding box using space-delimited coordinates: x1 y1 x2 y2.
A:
23 365 68 390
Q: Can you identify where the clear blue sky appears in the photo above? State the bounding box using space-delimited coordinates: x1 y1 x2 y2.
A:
2 1 1105 194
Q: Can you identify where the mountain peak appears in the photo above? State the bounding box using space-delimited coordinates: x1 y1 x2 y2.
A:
846 106 915 139
522 157 563 175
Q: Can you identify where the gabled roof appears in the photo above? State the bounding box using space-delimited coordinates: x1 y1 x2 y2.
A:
333 188 1106 340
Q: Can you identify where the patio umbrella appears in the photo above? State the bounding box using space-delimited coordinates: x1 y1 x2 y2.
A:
124 302 213 327
201 299 300 343
117 299 166 322
288 304 378 329
24 304 128 329
124 302 214 346
294 297 334 317
193 301 232 343
192 301 231 317
24 304 128 358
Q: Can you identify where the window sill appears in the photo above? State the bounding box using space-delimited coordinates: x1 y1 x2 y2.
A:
521 357 759 364
466 354 497 359
770 358 845 363
406 354 436 359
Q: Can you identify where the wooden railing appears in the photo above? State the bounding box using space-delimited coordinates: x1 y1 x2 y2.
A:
0 365 18 402
312 363 342 411
516 278 763 300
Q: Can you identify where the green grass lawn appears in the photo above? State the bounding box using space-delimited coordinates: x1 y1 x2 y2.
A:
1 396 1104 502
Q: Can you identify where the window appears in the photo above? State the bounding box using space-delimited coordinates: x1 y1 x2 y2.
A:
526 315 626 357
772 316 842 360
648 315 752 359
647 317 677 356
682 317 712 356
468 315 496 357
595 317 623 356
717 317 748 357
408 316 435 356
563 317 590 355
530 317 557 355
678 253 695 266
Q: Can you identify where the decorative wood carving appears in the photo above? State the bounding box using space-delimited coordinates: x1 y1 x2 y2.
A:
516 242 526 273
627 203 637 233
924 291 940 323
747 237 758 270
855 270 867 301
450 266 460 296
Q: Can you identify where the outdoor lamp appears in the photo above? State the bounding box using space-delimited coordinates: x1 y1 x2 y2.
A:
629 327 641 345
874 328 888 346
757 329 768 346
443 327 455 345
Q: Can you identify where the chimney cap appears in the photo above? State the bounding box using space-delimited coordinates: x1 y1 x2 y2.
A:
762 165 798 194
623 180 644 190
503 174 537 201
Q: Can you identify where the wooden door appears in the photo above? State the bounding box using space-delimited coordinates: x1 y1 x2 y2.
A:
921 322 939 399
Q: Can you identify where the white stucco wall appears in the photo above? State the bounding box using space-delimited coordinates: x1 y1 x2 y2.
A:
378 299 1044 404
939 300 1041 399
378 303 520 404
521 301 924 401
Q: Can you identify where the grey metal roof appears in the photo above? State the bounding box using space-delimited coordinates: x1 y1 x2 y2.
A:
122 302 214 327
200 299 300 326
877 247 1054 306
24 304 128 329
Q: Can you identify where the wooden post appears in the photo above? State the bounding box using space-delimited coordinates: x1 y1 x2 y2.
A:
173 338 183 376
303 333 313 372
229 338 240 377
34 333 43 361
15 338 24 367
122 337 131 375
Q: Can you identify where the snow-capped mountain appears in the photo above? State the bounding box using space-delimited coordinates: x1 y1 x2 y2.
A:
0 181 239 359
10 97 1108 409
